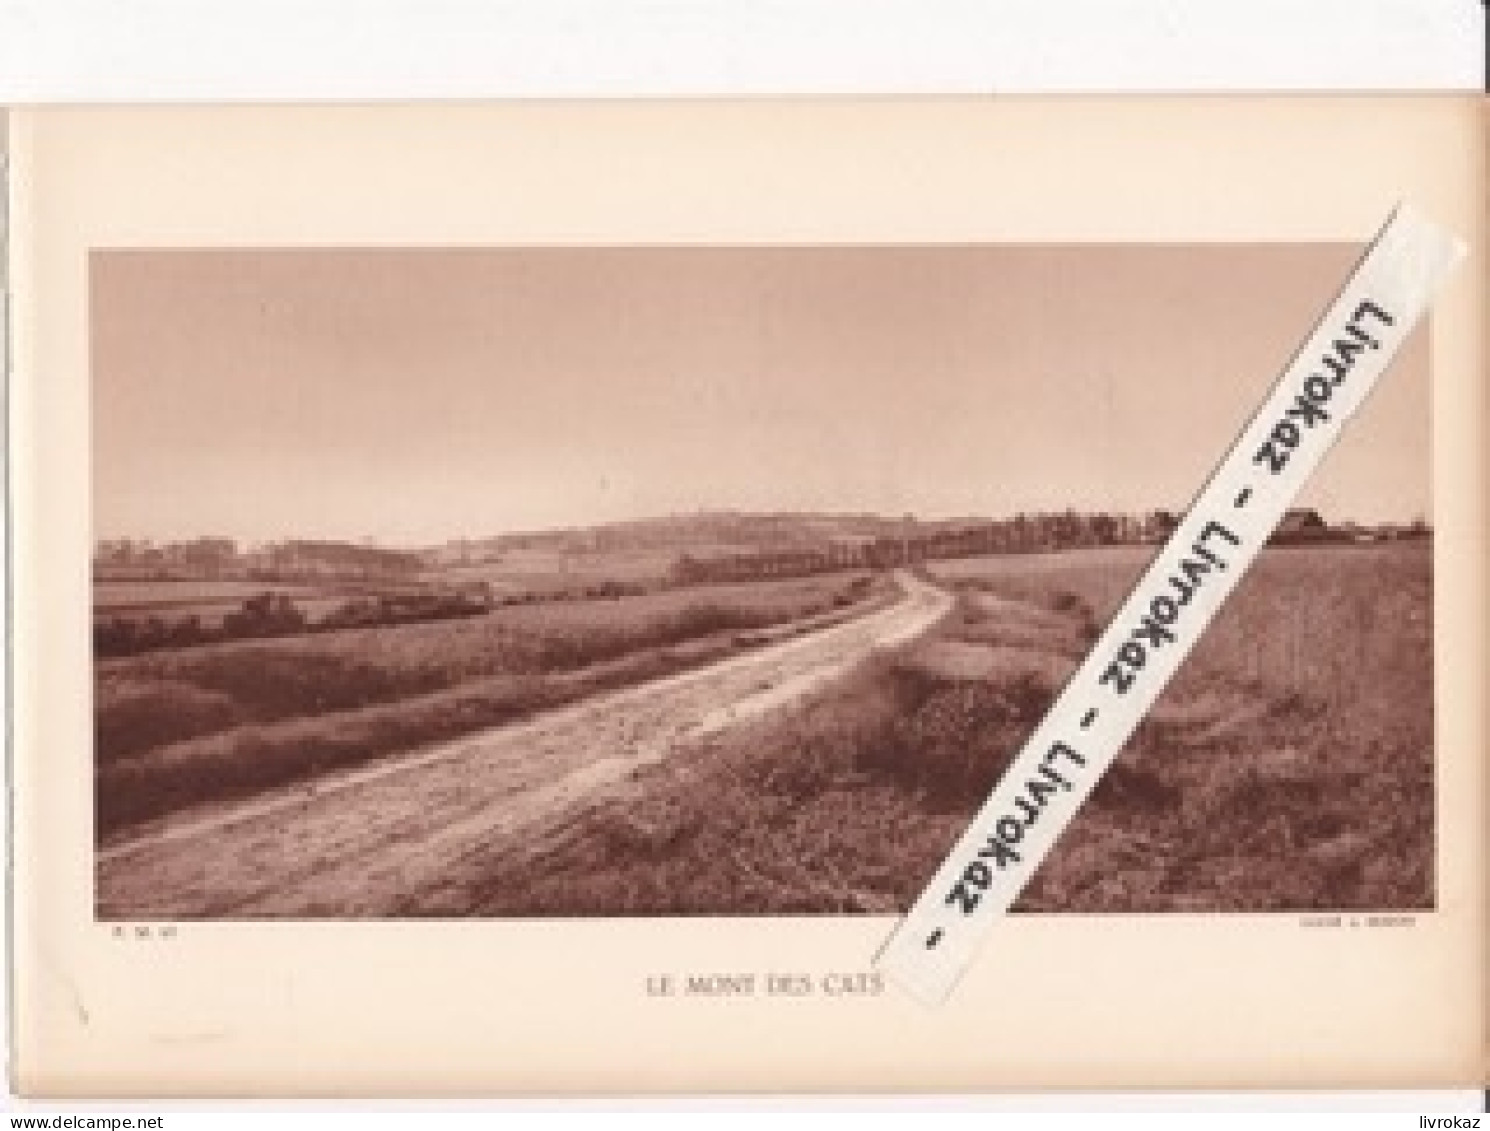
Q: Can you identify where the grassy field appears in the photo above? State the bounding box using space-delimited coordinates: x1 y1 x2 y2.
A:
432 547 682 596
468 541 1433 915
95 572 884 838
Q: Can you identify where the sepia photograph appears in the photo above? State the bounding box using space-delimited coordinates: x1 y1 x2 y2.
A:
90 242 1434 921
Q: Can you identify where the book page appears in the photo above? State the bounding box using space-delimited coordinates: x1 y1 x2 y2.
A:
8 96 1485 1095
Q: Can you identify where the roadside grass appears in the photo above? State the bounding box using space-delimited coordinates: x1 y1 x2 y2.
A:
95 573 886 840
469 542 1432 915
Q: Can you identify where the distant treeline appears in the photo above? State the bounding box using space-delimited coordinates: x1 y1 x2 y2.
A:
671 508 1430 585
93 537 423 582
672 511 1171 585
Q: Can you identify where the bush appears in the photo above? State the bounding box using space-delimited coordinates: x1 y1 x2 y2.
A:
1048 590 1100 643
868 668 1052 807
223 592 306 638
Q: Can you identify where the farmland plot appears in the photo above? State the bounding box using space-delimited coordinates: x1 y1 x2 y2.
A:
95 572 886 839
95 572 942 917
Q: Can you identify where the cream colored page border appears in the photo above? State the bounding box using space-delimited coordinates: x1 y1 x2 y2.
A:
10 98 1485 1095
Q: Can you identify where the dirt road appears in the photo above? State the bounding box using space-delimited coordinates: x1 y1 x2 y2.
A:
97 572 952 918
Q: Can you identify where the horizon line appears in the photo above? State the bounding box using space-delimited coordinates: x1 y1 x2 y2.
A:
92 503 1433 553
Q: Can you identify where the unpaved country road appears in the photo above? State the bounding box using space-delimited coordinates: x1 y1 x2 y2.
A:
97 572 952 918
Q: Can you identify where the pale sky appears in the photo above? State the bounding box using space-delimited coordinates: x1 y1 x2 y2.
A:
92 244 1430 547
